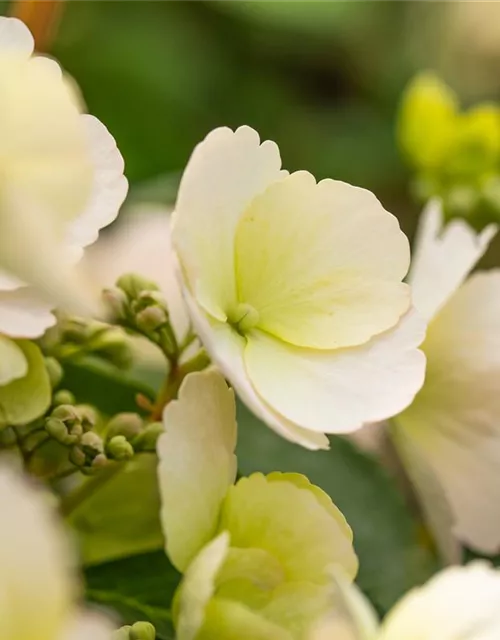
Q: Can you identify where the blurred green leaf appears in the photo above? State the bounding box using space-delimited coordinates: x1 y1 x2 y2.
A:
0 340 51 426
62 357 156 416
236 403 437 614
85 550 179 640
69 454 164 566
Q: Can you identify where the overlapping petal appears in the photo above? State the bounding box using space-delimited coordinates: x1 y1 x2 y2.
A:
158 370 237 572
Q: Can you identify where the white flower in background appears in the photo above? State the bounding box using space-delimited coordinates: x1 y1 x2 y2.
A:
0 16 127 332
311 562 500 640
172 125 426 449
0 464 114 639
391 200 500 555
83 205 191 368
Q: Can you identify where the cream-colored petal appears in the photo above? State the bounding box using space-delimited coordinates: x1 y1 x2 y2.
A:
158 370 237 572
235 172 410 349
0 335 27 385
0 287 55 338
378 563 500 640
219 472 358 583
176 532 230 640
395 271 500 553
244 310 426 434
172 126 283 320
0 17 34 58
66 115 128 257
182 287 329 450
62 613 115 640
408 200 497 321
0 466 74 640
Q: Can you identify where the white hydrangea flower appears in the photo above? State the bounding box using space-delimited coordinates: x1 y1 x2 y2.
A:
0 16 127 327
391 200 500 555
0 464 114 639
311 562 500 640
171 125 426 449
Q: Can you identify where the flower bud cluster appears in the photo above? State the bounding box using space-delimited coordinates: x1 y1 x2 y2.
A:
112 622 156 640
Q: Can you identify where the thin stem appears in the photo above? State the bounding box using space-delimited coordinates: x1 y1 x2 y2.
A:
10 0 65 52
60 462 124 518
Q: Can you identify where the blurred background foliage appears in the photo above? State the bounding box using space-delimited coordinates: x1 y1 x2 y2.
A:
36 0 500 250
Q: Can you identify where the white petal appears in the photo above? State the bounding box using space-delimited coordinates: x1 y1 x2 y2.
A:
244 310 426 434
172 126 283 320
0 466 75 640
66 115 128 256
158 370 237 572
395 271 500 553
177 531 230 640
82 205 190 342
0 335 27 384
408 200 497 321
62 612 115 640
0 287 55 338
0 17 34 57
235 171 410 349
183 286 329 450
379 563 500 640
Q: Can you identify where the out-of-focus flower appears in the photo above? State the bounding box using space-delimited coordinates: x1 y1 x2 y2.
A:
157 369 358 640
0 16 127 320
398 72 500 224
171 125 425 450
391 200 500 555
311 563 500 640
0 464 114 639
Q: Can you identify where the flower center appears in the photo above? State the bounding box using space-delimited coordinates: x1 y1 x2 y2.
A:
228 302 260 335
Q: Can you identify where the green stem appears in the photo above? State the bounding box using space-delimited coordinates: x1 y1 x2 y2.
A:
60 462 124 517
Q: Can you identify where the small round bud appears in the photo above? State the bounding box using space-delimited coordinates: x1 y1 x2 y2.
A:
135 306 168 333
132 422 164 452
44 357 63 389
106 413 143 441
80 431 104 455
51 404 80 427
76 405 98 432
117 273 159 299
91 453 109 470
53 389 76 407
103 287 128 321
111 627 132 640
131 622 156 640
69 445 86 467
107 435 134 461
45 418 78 446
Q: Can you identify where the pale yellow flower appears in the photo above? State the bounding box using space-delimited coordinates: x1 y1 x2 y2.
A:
172 126 425 449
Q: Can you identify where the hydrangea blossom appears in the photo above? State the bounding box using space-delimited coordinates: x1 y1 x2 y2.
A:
172 126 426 449
391 200 500 555
157 369 358 639
0 465 114 639
0 17 127 384
312 562 500 640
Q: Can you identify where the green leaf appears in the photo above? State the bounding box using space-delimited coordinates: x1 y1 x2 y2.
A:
85 550 180 640
68 454 164 566
236 403 438 614
62 357 156 415
0 340 51 426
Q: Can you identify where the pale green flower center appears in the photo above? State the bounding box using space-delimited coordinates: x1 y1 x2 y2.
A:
227 302 260 335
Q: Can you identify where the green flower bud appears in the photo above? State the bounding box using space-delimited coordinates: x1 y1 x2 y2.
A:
0 426 17 447
80 431 104 456
53 389 76 407
51 404 80 427
131 621 156 640
111 628 131 640
90 452 109 470
117 273 159 300
75 404 98 432
45 418 78 446
68 445 86 467
103 286 128 321
106 413 143 441
44 357 63 389
135 306 168 334
132 422 164 452
107 435 134 461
